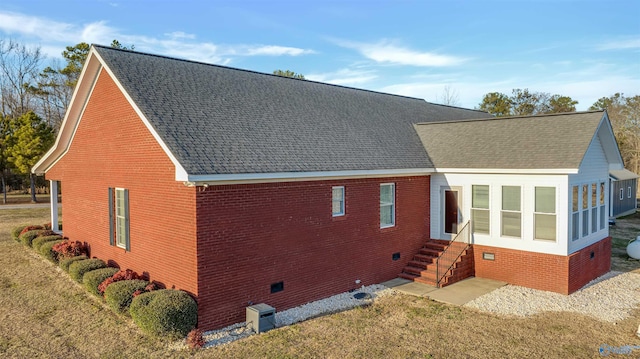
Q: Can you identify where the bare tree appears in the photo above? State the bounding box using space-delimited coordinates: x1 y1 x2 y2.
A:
436 85 460 106
0 39 43 117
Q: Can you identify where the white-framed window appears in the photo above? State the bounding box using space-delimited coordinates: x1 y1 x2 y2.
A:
591 183 598 234
501 186 521 238
620 188 624 200
534 186 556 241
582 184 589 237
471 185 490 234
332 186 345 217
629 186 633 199
599 182 606 230
109 187 130 250
571 185 579 241
380 183 395 228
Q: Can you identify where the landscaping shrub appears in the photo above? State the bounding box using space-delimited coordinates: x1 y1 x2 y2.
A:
20 230 44 247
52 240 87 259
59 255 88 272
83 267 120 296
19 225 44 237
98 269 143 295
11 225 28 241
104 279 149 313
69 259 106 283
32 235 63 251
36 229 57 238
39 240 64 262
129 289 198 338
187 328 205 349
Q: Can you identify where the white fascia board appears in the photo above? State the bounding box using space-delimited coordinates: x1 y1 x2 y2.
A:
32 50 103 174
184 168 435 186
433 168 579 174
91 49 189 182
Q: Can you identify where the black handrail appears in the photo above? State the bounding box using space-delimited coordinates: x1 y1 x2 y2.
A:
435 221 470 288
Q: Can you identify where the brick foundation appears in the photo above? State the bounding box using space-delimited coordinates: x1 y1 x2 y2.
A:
473 237 611 294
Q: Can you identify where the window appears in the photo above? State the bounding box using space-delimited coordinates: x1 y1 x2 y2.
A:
599 182 606 230
629 186 633 199
571 185 579 241
109 188 130 250
591 183 597 233
501 186 521 238
582 185 589 237
534 187 556 241
332 186 345 217
380 183 395 228
472 185 490 234
620 188 624 200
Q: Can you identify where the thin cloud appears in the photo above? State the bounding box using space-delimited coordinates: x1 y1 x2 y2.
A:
596 36 640 51
0 11 315 64
306 68 377 86
336 39 467 67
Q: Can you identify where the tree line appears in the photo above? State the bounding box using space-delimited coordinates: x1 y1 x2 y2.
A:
0 39 131 203
477 89 640 176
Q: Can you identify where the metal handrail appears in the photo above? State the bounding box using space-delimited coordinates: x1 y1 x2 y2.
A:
435 221 471 288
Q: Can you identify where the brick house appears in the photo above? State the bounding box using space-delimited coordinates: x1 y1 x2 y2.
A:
33 45 623 330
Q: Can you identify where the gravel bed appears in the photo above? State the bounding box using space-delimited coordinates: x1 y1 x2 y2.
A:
188 284 393 348
464 271 640 323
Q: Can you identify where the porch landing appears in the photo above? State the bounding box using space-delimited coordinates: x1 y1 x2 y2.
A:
381 277 507 305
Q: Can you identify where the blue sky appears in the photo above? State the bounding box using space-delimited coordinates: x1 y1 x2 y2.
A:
1 0 638 110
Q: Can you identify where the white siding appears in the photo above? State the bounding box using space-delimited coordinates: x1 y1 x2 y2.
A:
430 173 569 255
568 134 610 254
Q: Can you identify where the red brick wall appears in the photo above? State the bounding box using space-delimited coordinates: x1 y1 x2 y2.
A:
195 176 430 330
473 237 611 294
46 69 198 295
567 237 611 293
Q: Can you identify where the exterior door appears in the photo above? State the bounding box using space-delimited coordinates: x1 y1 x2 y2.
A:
444 188 462 235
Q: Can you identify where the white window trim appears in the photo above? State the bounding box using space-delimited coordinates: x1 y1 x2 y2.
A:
115 188 128 249
380 183 395 228
628 186 632 199
332 186 345 217
471 185 490 235
534 186 556 242
620 188 624 200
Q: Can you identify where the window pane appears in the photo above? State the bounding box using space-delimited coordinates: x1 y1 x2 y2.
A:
472 209 490 234
501 211 521 237
535 187 556 213
117 217 126 246
332 187 344 215
572 186 579 212
380 184 393 204
582 185 588 209
599 205 605 230
535 214 556 240
600 182 605 205
380 204 393 226
591 208 597 233
571 212 580 241
582 210 589 237
502 186 520 211
472 185 489 209
591 184 597 207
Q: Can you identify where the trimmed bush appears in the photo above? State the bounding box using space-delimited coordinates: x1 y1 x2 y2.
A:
11 225 28 242
98 269 144 295
39 240 65 262
69 259 106 283
104 279 149 313
52 240 87 259
32 235 63 251
130 289 198 338
59 255 88 272
20 230 43 247
19 225 44 237
83 267 119 296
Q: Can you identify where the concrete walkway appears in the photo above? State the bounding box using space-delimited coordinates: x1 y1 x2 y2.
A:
381 277 507 305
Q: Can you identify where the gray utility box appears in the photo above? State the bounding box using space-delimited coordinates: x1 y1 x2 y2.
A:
246 303 276 333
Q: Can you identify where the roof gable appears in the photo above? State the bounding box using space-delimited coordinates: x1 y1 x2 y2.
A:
414 111 618 173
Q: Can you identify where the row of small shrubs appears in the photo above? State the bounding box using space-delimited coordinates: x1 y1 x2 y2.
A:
12 223 198 338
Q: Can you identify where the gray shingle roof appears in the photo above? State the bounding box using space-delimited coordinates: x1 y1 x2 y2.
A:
93 45 490 176
414 111 606 169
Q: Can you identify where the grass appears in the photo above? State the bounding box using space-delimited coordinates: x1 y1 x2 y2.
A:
609 210 640 272
0 192 57 205
0 207 638 358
